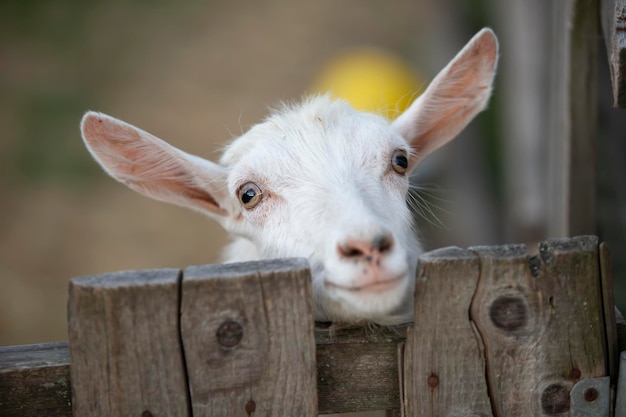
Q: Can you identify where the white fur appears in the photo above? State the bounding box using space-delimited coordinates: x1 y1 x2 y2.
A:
80 29 498 325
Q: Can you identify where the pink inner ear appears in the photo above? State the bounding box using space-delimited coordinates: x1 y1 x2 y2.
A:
444 33 497 100
83 114 128 139
82 113 227 216
82 114 148 165
404 29 498 164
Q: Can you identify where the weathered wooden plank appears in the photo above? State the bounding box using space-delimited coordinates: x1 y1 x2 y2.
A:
315 325 406 414
470 236 606 417
0 342 71 417
68 269 189 417
180 258 317 417
403 247 493 417
0 326 406 416
601 0 626 107
599 242 619 383
547 0 599 237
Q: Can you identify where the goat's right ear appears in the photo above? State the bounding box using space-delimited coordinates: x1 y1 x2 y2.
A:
81 112 234 219
391 28 498 171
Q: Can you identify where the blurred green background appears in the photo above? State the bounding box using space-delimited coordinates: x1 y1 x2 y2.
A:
1 0 624 345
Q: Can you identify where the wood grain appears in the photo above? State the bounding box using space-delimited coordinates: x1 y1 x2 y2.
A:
470 236 606 417
0 342 71 417
315 325 406 414
403 247 493 417
180 258 317 417
0 325 406 416
68 268 189 417
602 0 626 107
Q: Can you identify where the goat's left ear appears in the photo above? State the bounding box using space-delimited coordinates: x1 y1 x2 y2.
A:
391 28 498 171
81 112 235 221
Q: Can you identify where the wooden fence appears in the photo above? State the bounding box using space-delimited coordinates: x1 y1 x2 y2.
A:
1 235 623 416
3 0 626 415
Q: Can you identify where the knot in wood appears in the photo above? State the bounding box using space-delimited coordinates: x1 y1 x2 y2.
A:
540 383 570 415
216 320 244 348
569 368 581 381
427 374 439 388
489 296 527 332
245 399 256 416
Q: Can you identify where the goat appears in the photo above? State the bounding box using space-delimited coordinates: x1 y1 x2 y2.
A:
80 28 498 325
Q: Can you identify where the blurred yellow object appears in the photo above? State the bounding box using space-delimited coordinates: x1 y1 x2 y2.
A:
311 48 423 119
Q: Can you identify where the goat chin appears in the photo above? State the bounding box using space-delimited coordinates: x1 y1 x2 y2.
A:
313 274 415 326
320 275 415 325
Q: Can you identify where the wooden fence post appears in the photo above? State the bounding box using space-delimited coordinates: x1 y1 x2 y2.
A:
179 258 317 417
68 259 317 417
403 236 611 416
403 247 493 417
68 268 189 417
470 236 606 416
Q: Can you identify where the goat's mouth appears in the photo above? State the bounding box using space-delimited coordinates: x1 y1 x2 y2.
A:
324 275 404 293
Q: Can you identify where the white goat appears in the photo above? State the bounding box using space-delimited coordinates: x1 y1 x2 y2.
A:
80 28 498 325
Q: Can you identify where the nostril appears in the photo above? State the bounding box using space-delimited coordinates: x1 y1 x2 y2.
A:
337 242 366 259
337 234 394 260
373 235 394 253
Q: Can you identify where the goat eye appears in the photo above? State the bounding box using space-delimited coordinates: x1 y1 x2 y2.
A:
238 182 263 209
391 149 409 175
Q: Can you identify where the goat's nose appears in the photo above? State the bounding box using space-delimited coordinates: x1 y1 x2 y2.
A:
337 234 395 263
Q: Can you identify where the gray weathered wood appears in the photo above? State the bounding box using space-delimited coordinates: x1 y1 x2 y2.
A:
0 342 71 417
0 325 405 416
68 268 189 417
403 247 493 417
470 236 606 416
315 324 406 414
547 0 599 237
180 258 317 417
602 0 626 107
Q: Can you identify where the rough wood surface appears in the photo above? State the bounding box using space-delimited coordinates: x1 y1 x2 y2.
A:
0 325 406 416
403 247 493 417
547 0 599 237
68 268 189 417
180 258 317 417
470 236 606 416
602 0 626 107
0 342 71 417
315 325 406 414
